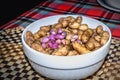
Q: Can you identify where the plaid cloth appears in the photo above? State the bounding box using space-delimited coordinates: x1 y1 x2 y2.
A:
0 0 120 38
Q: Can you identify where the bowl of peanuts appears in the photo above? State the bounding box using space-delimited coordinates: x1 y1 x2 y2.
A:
21 15 111 79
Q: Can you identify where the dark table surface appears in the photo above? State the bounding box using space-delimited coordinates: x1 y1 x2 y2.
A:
0 0 44 26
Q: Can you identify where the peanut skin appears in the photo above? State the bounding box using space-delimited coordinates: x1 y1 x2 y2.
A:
31 43 44 52
100 31 109 45
72 42 91 54
96 25 103 34
52 45 69 56
26 39 34 47
85 41 95 51
75 16 82 23
26 31 34 41
26 31 34 46
53 23 63 29
37 30 46 37
79 24 88 31
40 25 51 32
67 50 78 56
66 16 75 22
69 21 80 29
34 32 40 40
78 30 83 40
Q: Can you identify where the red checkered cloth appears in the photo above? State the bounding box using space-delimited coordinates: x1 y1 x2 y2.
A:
0 0 120 38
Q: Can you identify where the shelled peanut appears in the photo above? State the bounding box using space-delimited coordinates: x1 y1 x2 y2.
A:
25 16 109 56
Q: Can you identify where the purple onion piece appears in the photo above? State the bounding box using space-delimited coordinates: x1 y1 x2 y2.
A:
41 43 47 49
61 39 66 45
76 39 82 43
55 34 65 39
71 38 76 42
41 37 49 43
52 43 58 49
50 29 57 35
48 41 53 48
56 39 61 44
49 34 56 41
61 32 66 36
58 28 63 34
72 35 78 39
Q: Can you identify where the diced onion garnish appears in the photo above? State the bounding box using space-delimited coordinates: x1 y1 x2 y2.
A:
41 37 49 43
41 28 67 49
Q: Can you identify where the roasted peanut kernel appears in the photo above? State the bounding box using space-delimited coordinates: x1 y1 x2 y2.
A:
86 28 93 36
26 31 34 41
96 25 103 34
34 33 40 40
89 38 101 48
72 42 91 54
37 30 46 37
94 35 101 42
66 33 73 40
52 45 69 56
102 31 109 37
94 41 101 48
65 39 70 45
40 25 51 32
66 16 75 22
101 36 109 45
67 50 78 56
79 24 88 31
75 16 82 23
81 34 89 43
31 43 44 52
78 30 84 40
44 47 53 54
81 30 91 43
61 20 69 28
53 23 63 29
70 29 78 34
85 42 95 51
100 31 109 45
58 17 65 23
26 39 34 47
69 21 80 29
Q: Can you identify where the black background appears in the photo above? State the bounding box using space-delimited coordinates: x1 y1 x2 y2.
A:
0 0 44 26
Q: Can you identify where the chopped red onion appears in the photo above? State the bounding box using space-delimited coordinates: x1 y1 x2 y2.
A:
49 34 56 41
41 28 67 49
71 38 76 42
52 43 58 49
72 35 78 39
61 39 66 45
47 41 58 49
50 29 57 35
76 39 82 43
61 32 66 36
48 41 53 48
58 28 63 33
55 34 65 39
71 35 78 42
41 43 47 48
41 37 49 43
56 39 61 44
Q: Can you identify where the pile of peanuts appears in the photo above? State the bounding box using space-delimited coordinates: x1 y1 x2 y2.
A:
26 16 109 56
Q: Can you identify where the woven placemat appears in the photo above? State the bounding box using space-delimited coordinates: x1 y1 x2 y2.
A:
0 28 120 80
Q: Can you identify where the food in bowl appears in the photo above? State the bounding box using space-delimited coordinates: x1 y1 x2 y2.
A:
25 16 109 56
21 15 111 79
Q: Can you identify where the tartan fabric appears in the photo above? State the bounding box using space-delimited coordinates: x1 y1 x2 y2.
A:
0 0 120 38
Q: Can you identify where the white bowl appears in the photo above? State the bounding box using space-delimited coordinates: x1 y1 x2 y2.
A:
21 15 111 79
